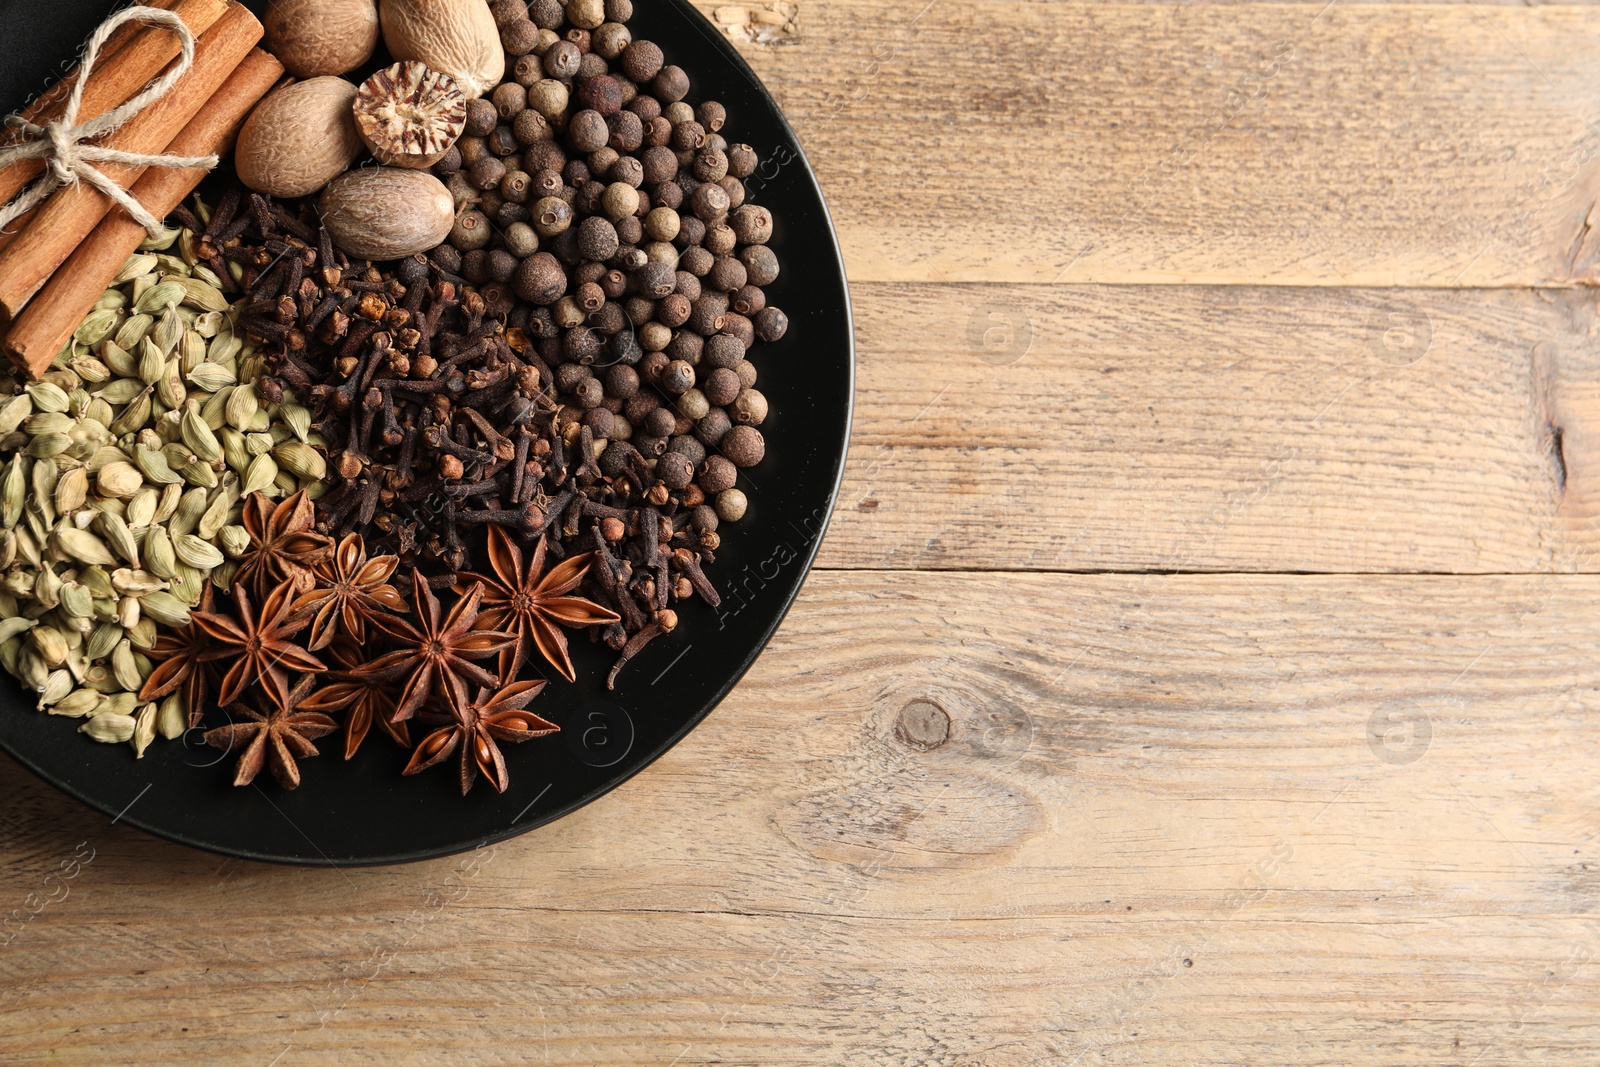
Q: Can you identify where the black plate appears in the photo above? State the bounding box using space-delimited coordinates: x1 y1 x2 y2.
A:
0 0 853 864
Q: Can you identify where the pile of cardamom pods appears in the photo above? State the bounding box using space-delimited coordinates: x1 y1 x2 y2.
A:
0 215 323 754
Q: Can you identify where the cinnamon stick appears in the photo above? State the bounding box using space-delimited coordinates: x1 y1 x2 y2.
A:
0 0 228 214
0 2 261 323
4 47 284 379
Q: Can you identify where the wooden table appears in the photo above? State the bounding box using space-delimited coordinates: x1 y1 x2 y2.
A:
5 1 1600 1062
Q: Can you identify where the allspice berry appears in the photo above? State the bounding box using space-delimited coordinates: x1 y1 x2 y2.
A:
531 195 574 236
720 425 764 467
620 40 664 82
450 208 492 250
753 306 788 342
732 388 767 426
576 215 619 260
515 252 567 304
715 488 747 522
702 367 740 406
658 451 694 490
698 454 736 493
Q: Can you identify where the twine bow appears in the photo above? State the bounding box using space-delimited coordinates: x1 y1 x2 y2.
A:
0 5 219 236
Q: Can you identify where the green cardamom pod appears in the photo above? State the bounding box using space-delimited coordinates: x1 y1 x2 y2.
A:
2 457 26 528
95 461 144 498
156 693 185 739
272 440 327 480
181 403 221 462
132 701 157 757
86 621 122 661
25 382 70 413
152 307 183 357
23 411 73 435
153 483 182 524
77 566 114 599
217 524 251 558
139 590 190 627
224 384 258 431
134 280 186 315
29 457 57 525
111 568 166 595
124 486 157 527
0 393 30 435
192 310 224 338
112 313 153 352
208 327 242 365
197 490 232 541
167 487 207 537
116 594 140 630
114 254 157 284
31 625 68 667
79 712 135 744
156 358 186 409
277 402 311 443
137 337 165 385
37 669 74 709
111 640 140 692
94 377 145 406
33 566 61 610
97 512 140 567
99 340 138 378
24 432 71 459
179 460 218 489
200 385 232 430
127 617 157 650
168 565 205 607
177 277 230 313
50 688 101 718
53 466 88 515
72 309 120 348
241 453 278 496
16 645 49 691
243 431 274 457
209 558 239 591
107 390 152 436
59 581 93 619
0 617 35 644
0 636 22 677
133 445 183 486
173 533 224 570
68 355 111 384
97 692 139 718
220 427 250 472
186 362 235 393
54 526 117 567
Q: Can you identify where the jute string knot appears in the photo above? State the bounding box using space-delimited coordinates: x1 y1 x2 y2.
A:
0 5 220 236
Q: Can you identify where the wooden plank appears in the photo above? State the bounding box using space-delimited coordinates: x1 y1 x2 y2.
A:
812 281 1600 572
701 1 1600 286
0 571 1597 1063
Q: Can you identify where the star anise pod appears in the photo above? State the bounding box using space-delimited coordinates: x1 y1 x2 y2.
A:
203 675 337 789
193 580 327 707
299 638 409 759
137 584 218 727
233 490 334 601
358 571 516 723
453 526 620 682
404 674 555 794
289 533 408 650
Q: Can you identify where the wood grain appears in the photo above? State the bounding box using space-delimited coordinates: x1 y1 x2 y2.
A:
699 1 1600 286
1 571 1598 1064
813 282 1600 572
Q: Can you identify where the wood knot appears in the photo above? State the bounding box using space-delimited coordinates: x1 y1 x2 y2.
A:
895 699 949 751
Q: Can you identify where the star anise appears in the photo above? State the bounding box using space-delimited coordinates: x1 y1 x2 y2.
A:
299 637 409 759
453 526 620 682
233 490 334 601
358 571 516 723
137 584 217 727
289 533 408 650
203 675 337 789
404 674 555 794
193 580 327 707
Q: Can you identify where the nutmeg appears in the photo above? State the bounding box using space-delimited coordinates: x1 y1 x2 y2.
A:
264 0 379 78
381 0 506 100
234 78 363 198
319 168 455 260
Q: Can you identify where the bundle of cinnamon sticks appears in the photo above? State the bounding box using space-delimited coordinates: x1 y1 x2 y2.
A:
0 0 286 380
